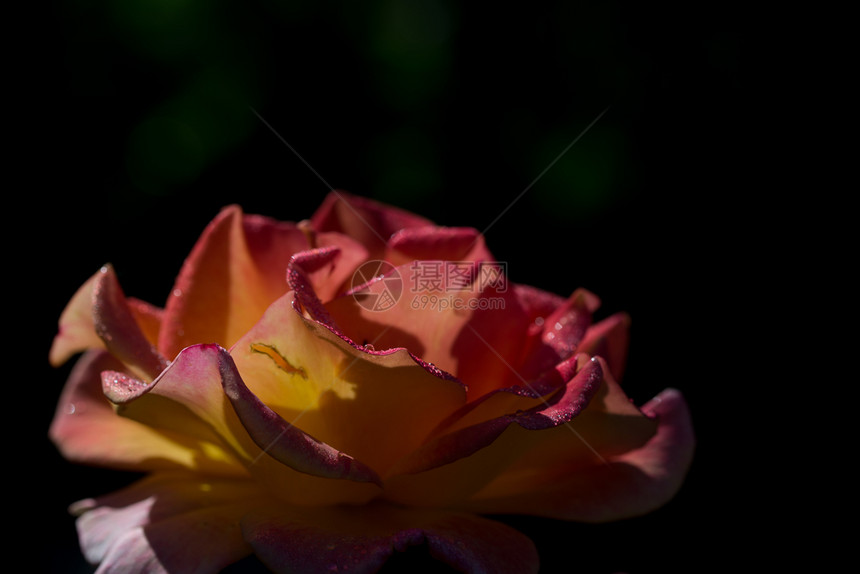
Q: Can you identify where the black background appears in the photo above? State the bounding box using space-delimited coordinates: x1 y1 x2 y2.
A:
19 1 780 572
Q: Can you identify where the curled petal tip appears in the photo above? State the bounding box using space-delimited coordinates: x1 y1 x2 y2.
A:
642 387 686 418
101 370 149 404
215 345 382 485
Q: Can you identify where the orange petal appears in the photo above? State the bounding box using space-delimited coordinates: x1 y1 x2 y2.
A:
310 190 433 260
92 265 169 381
50 269 105 367
382 355 604 507
463 386 695 522
158 206 309 359
325 259 534 399
578 311 632 382
49 350 245 476
126 297 164 348
230 290 468 478
108 342 384 506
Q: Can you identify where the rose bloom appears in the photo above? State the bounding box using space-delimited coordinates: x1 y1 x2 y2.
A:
50 192 694 573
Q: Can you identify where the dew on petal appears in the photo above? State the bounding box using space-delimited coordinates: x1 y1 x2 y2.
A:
66 403 76 415
534 317 545 327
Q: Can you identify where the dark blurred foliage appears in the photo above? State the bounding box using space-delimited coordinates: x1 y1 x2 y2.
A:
23 0 765 572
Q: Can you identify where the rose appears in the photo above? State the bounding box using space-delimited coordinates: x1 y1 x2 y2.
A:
50 192 694 573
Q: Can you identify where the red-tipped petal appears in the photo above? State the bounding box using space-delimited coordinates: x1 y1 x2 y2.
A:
517 287 601 381
158 206 308 358
230 290 467 479
218 347 382 486
310 191 433 259
242 503 539 574
578 311 632 382
324 258 534 399
103 343 383 505
49 350 243 475
92 265 169 381
50 269 105 367
465 387 695 522
385 226 494 267
389 356 604 477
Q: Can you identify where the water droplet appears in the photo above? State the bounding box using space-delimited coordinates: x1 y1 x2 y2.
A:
554 321 563 331
534 317 544 327
364 343 375 351
66 403 76 415
173 288 183 298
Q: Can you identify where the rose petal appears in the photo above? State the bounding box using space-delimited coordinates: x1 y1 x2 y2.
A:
578 311 632 382
460 357 658 501
158 206 309 359
310 191 433 259
517 287 601 381
242 502 539 574
126 297 164 348
384 226 494 267
389 355 603 476
230 290 468 478
109 342 385 505
463 387 695 522
92 265 170 381
324 259 535 399
382 356 605 507
512 283 567 322
421 352 583 446
49 350 244 475
50 269 105 367
219 346 382 486
73 473 265 572
308 231 369 301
